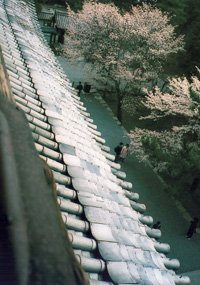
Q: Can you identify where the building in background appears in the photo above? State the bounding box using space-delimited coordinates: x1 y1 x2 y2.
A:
37 4 68 45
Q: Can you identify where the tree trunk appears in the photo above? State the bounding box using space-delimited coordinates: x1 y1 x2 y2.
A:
116 94 123 122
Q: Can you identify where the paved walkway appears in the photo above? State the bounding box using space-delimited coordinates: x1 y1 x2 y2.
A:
58 57 200 282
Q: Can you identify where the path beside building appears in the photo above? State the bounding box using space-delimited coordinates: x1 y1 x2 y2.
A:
58 56 200 283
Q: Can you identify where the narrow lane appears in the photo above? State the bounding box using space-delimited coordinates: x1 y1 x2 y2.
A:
58 57 200 280
81 94 200 274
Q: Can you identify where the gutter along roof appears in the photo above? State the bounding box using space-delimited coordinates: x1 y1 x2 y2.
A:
0 0 190 284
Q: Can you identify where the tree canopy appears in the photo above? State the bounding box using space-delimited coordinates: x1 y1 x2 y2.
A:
63 2 183 121
39 0 198 76
129 69 200 193
64 0 200 76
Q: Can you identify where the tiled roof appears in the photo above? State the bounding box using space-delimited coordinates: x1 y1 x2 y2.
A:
55 11 69 29
37 5 69 29
0 0 190 284
38 11 54 21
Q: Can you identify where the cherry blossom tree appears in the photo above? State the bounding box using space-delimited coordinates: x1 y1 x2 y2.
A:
62 2 183 121
129 69 200 194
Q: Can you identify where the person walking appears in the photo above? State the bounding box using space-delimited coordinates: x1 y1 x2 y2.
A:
119 143 129 162
152 221 161 230
83 82 91 93
186 217 199 239
76 81 83 96
114 142 123 162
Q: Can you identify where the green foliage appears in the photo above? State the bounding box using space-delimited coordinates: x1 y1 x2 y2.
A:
35 0 84 11
188 143 200 170
180 0 200 76
66 0 84 11
130 72 200 198
98 0 156 11
155 0 200 76
156 0 188 28
142 136 168 161
98 0 141 11
141 133 200 179
190 88 200 104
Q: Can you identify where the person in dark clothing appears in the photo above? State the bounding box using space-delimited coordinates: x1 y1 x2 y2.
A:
186 217 199 239
114 142 123 162
76 82 83 96
152 221 161 230
83 82 91 93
